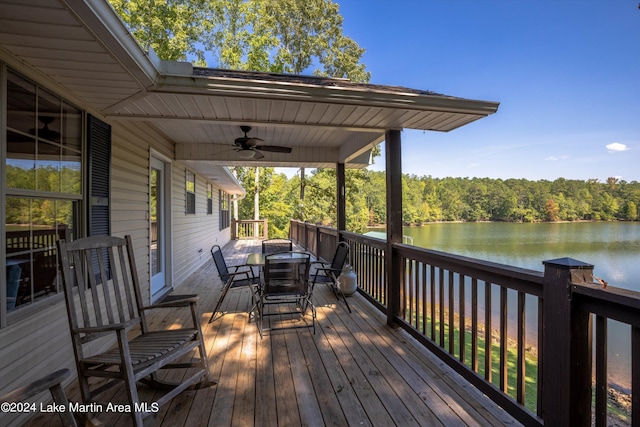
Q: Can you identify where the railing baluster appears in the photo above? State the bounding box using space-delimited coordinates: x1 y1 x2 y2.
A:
500 286 508 393
429 265 437 341
422 262 428 335
633 326 640 427
485 281 492 382
439 268 445 347
595 315 607 427
517 291 526 405
460 273 466 364
449 270 455 355
472 277 478 372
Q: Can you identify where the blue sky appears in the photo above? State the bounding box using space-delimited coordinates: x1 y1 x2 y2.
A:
330 0 639 182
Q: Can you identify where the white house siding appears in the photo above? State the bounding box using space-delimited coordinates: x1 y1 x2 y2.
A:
1 117 233 426
171 165 230 289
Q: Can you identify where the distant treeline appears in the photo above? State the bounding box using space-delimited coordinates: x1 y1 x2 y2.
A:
364 173 640 225
234 168 640 237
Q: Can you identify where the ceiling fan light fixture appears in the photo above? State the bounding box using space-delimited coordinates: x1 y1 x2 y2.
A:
237 149 256 159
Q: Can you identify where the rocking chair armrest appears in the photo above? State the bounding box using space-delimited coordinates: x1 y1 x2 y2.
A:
0 368 71 403
144 294 199 310
74 318 139 334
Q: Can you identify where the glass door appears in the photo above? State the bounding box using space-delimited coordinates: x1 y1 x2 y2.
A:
150 157 166 296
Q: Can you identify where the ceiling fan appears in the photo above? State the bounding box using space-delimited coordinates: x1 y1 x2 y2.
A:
233 125 292 159
31 116 60 142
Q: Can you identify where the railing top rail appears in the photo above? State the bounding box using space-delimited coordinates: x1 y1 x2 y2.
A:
317 226 339 237
394 242 544 297
339 230 387 250
572 281 640 327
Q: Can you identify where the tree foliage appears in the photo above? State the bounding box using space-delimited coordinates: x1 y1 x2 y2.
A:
109 0 209 64
234 169 640 238
110 0 370 82
204 0 370 81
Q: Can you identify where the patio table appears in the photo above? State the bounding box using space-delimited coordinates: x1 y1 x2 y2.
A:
246 251 309 267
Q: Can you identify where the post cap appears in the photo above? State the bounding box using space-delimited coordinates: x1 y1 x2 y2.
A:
542 257 593 269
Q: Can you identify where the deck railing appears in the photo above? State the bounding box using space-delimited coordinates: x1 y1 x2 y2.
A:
231 219 268 239
290 220 640 427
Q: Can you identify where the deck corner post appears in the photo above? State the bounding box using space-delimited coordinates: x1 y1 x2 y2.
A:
385 129 402 326
540 257 594 426
337 162 346 236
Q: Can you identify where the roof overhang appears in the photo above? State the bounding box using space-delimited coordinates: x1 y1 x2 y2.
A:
0 0 499 179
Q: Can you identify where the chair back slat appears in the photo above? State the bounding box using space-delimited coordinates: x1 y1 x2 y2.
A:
211 245 230 282
262 238 293 254
116 243 136 321
99 246 117 325
330 242 350 271
264 253 310 296
58 236 141 345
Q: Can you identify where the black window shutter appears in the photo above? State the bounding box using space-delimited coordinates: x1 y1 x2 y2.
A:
87 114 111 237
87 115 111 283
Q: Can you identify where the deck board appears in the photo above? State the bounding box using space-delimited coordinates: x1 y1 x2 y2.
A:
25 239 522 427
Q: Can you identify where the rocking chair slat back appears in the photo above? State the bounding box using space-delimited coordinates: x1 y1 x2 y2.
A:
57 234 213 427
59 236 142 343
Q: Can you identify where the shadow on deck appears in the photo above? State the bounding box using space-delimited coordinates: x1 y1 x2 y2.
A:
27 239 521 427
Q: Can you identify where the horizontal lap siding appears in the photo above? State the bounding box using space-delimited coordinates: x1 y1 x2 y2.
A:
172 166 230 288
111 123 153 302
0 118 231 427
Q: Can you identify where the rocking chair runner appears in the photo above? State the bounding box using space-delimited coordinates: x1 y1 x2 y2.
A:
57 235 213 427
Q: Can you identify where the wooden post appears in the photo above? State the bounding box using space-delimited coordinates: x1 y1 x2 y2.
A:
385 129 402 326
540 257 594 426
263 219 268 239
336 162 346 236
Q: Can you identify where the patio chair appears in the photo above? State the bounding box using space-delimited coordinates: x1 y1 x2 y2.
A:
311 241 352 313
254 252 315 338
261 238 293 254
209 244 260 323
57 235 213 427
0 369 77 427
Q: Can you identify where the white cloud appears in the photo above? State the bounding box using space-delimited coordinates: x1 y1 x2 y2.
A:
606 142 629 152
545 155 569 161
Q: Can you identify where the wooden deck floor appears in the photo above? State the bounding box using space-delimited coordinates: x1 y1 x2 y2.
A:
27 240 521 427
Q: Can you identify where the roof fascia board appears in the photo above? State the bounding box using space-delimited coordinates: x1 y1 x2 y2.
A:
220 166 244 195
154 74 500 117
61 0 158 89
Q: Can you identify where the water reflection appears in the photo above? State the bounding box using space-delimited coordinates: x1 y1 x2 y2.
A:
372 222 640 391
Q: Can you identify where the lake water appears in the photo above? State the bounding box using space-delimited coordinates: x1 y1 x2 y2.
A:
367 222 640 391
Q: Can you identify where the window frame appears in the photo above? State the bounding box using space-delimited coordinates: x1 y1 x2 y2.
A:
185 170 196 214
207 182 213 215
219 190 230 230
3 66 85 325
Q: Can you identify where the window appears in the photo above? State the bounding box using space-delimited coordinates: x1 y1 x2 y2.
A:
207 183 213 215
5 68 82 313
219 190 230 230
185 170 195 214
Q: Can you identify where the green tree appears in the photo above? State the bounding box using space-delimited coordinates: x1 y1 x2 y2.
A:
108 0 208 63
623 201 637 221
205 0 370 82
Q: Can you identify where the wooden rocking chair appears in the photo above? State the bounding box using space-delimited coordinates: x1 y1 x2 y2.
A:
57 235 214 426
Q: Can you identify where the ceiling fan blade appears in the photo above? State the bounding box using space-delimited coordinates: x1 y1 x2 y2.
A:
255 145 292 153
245 137 263 147
252 150 264 160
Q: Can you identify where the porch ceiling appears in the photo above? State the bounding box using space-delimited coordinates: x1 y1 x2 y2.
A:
0 0 500 175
